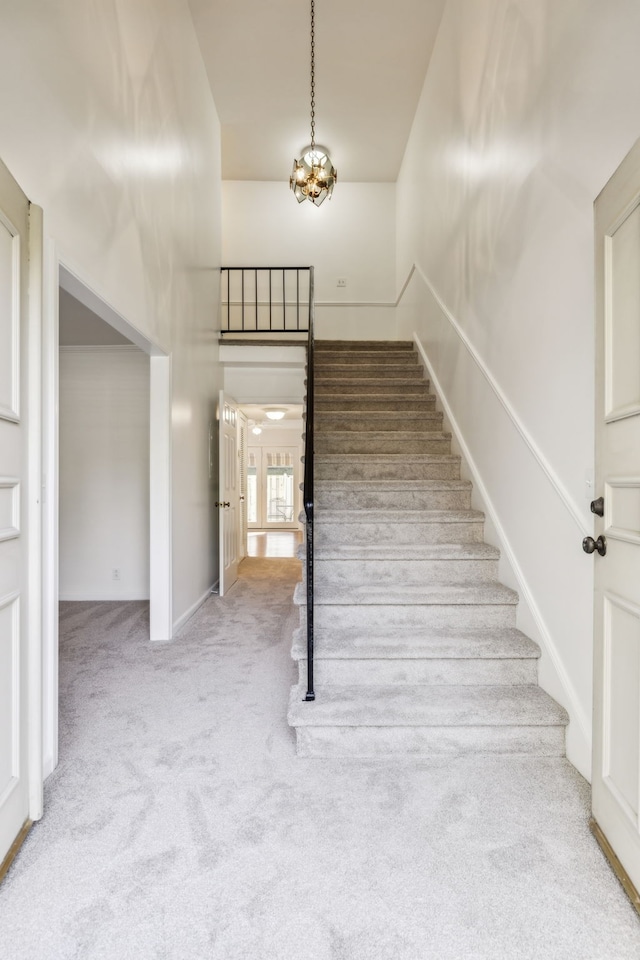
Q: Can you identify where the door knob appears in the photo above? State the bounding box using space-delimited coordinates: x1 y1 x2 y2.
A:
583 535 607 556
215 501 231 508
590 497 605 517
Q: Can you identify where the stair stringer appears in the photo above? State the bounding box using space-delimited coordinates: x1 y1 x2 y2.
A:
411 333 591 778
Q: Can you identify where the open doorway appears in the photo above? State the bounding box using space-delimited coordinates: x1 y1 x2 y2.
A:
241 404 304 559
41 265 172 777
58 289 150 603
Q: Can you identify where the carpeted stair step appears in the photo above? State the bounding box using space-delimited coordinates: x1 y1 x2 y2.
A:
315 363 424 379
314 396 438 412
292 625 539 686
314 479 471 511
294 581 518 607
314 508 484 545
314 351 419 366
314 454 461 481
295 583 518 633
315 431 452 455
315 411 443 433
291 625 540 661
315 378 431 395
287 684 569 758
315 340 414 352
303 542 500 585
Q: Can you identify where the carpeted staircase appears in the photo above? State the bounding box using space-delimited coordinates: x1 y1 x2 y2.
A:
288 340 568 758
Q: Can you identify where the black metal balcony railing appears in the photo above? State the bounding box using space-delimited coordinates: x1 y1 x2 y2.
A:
220 267 311 334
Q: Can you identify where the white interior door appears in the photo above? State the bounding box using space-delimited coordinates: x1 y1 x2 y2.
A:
592 136 640 899
218 391 240 596
0 160 38 865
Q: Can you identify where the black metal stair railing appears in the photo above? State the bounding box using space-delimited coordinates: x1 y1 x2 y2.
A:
303 267 315 700
220 267 311 334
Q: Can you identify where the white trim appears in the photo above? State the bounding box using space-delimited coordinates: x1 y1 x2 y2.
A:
403 264 589 536
0 591 20 809
59 265 170 357
0 217 21 423
413 332 592 769
27 204 44 822
58 344 143 355
41 234 58 780
0 477 19 541
172 583 215 636
149 355 172 642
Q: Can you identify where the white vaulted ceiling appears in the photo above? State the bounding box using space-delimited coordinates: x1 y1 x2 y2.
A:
188 0 445 182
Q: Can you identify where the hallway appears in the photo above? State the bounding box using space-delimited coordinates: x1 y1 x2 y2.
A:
0 559 638 959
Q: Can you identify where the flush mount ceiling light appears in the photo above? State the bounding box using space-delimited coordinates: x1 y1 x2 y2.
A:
290 0 337 206
264 408 287 421
251 425 263 435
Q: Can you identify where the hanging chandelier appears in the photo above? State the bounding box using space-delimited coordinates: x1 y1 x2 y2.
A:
290 0 337 206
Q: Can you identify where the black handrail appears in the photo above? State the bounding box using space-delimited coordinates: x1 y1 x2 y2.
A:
220 267 311 334
303 267 315 701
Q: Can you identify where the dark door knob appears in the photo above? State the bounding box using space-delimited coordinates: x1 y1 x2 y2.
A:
583 535 607 556
590 497 604 517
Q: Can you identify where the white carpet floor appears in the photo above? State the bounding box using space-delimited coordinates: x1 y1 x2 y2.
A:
1 557 639 959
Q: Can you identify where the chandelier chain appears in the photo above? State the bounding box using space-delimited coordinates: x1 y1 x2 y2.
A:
310 0 315 149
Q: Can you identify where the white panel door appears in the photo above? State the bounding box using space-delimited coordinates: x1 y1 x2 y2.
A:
218 391 239 597
593 137 640 898
0 160 33 864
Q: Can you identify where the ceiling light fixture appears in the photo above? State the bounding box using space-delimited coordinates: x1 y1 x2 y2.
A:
290 0 337 206
251 425 263 435
264 408 287 421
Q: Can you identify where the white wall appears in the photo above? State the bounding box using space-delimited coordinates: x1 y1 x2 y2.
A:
0 0 223 628
59 348 149 600
222 181 397 340
396 0 640 778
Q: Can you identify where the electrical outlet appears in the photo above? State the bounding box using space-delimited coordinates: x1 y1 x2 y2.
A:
112 568 121 581
337 278 347 288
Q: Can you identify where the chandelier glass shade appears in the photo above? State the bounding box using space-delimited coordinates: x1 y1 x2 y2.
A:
291 148 336 206
290 0 336 206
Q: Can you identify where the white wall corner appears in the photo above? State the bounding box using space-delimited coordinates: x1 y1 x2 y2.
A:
412 331 592 781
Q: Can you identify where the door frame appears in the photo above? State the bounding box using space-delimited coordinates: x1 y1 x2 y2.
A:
41 260 173 777
591 136 640 909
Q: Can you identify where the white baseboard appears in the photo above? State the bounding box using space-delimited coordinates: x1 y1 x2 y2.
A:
172 583 216 636
59 592 150 602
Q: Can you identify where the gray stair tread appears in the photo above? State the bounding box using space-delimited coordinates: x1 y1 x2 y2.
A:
315 394 436 401
316 411 442 421
291 626 540 661
317 431 451 440
294 581 518 606
288 684 569 727
315 508 484 523
315 479 471 492
316 341 414 349
315 454 459 462
316 377 427 385
307 542 499 560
